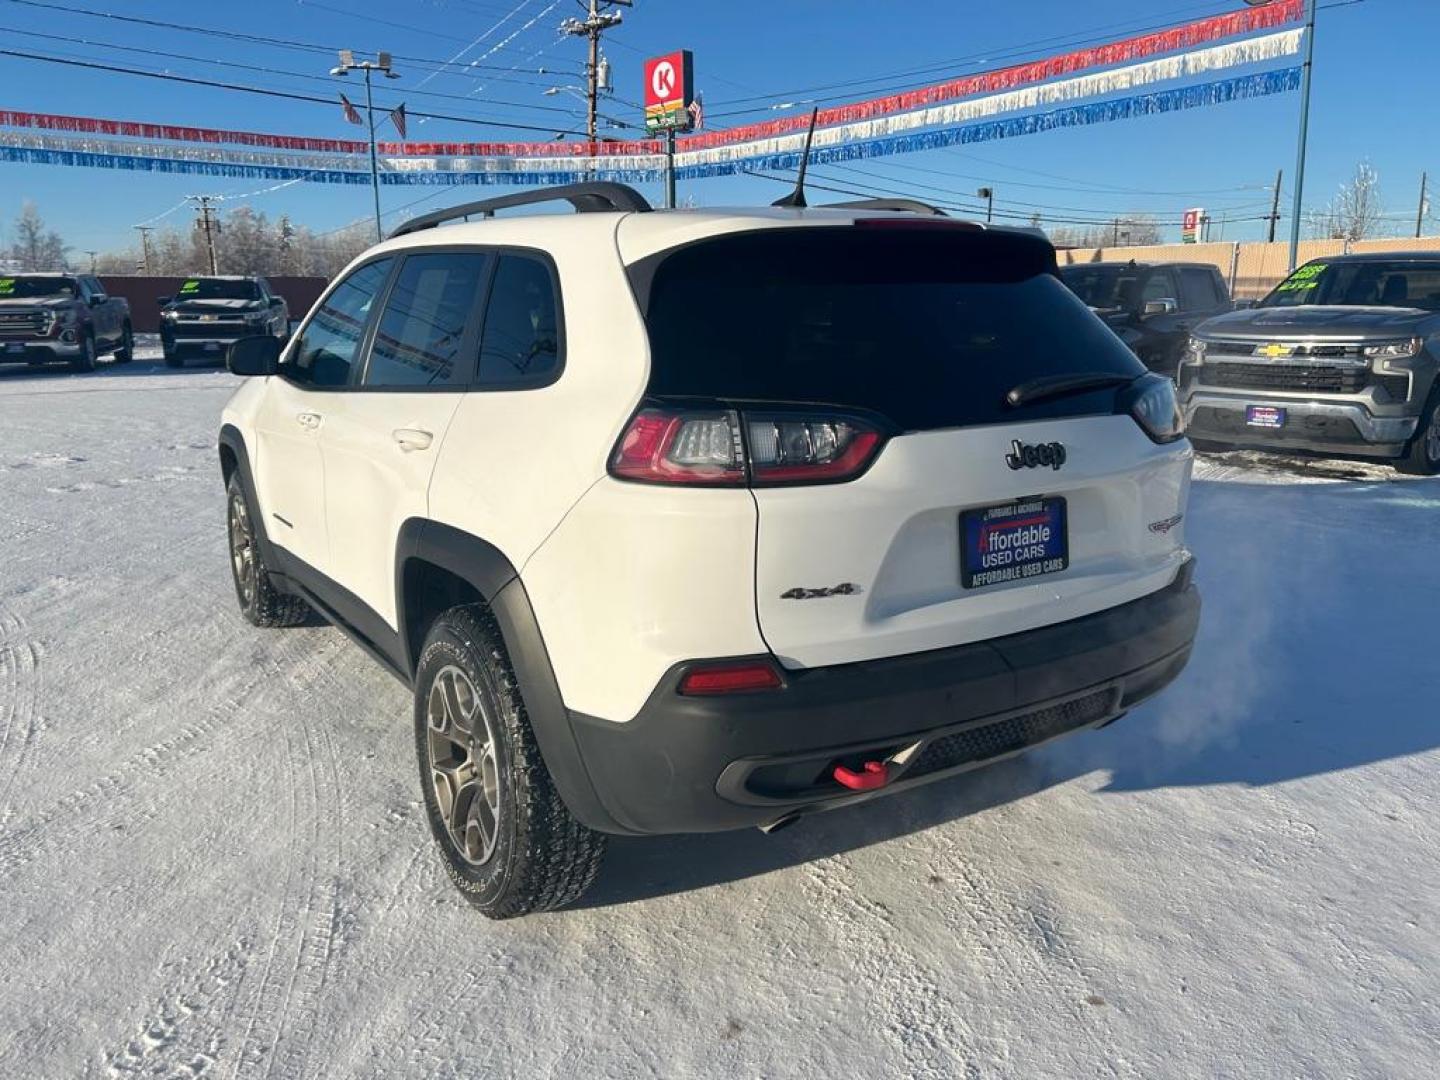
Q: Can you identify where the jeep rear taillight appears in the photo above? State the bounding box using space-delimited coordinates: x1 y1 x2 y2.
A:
609 406 885 487
609 408 747 485
745 415 882 484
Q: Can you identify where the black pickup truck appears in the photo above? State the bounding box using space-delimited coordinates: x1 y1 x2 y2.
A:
0 273 133 371
1060 261 1236 375
160 276 289 368
1181 253 1440 475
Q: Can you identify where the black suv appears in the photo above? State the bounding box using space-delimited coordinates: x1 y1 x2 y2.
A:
1181 253 1440 474
160 276 289 368
1060 261 1234 375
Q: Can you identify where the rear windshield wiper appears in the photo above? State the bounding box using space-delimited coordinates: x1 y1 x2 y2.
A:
1005 372 1136 409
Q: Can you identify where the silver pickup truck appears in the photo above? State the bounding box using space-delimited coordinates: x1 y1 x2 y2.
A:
1180 252 1440 475
0 273 133 372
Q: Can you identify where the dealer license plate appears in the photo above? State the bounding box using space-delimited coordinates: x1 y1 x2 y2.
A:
1246 405 1287 429
961 498 1068 590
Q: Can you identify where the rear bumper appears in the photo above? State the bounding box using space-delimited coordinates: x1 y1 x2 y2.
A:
1184 393 1418 457
567 562 1200 834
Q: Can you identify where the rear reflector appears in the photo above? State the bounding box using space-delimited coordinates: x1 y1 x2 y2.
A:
679 660 784 695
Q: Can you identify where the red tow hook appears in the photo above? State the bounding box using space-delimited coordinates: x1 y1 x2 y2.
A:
832 760 891 791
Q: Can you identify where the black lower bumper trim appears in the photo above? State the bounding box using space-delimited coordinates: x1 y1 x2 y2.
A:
568 565 1201 835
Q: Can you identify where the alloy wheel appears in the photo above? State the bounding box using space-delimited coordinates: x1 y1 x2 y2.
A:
228 491 256 607
426 665 502 866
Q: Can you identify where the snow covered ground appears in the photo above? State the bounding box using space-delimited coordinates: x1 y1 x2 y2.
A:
1 347 1437 1079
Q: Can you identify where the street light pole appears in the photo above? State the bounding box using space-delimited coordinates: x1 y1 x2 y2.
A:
363 65 383 242
977 186 994 223
333 51 399 243
1286 0 1317 271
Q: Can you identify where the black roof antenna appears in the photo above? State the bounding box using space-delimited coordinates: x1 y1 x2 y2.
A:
772 108 820 209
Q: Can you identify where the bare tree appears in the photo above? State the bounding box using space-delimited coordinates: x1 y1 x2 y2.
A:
1310 161 1384 241
1049 213 1162 249
8 202 69 270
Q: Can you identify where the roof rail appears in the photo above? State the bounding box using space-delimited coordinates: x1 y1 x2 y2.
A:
825 198 948 217
388 182 652 239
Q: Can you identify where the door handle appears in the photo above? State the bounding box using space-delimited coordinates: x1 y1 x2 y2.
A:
393 428 434 452
296 411 322 430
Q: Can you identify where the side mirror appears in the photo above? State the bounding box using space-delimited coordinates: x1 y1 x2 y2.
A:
156 296 172 307
227 335 282 377
268 296 286 308
1232 298 1256 310
89 293 108 307
1143 298 1178 316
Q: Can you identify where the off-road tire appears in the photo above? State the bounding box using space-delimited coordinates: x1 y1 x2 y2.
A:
71 332 97 373
1396 391 1440 476
225 474 310 627
414 604 605 919
112 323 134 363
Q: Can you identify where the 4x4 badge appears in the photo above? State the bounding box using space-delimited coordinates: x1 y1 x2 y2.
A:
1005 439 1066 471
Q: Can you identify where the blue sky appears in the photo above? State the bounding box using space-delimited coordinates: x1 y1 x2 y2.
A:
0 0 1431 254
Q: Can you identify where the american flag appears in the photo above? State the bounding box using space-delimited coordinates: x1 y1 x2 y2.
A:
391 103 408 139
339 94 362 126
687 92 704 130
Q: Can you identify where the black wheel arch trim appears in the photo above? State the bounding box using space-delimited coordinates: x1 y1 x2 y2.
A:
396 518 630 834
218 424 282 570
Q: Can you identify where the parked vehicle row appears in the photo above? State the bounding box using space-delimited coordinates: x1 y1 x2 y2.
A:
1179 254 1440 475
0 274 289 373
1057 253 1440 475
0 273 132 370
160 276 290 368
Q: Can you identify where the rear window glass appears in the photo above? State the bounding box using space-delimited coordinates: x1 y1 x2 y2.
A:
640 228 1144 431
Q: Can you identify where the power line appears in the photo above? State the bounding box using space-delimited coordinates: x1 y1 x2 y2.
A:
0 0 584 81
0 46 590 136
0 24 602 121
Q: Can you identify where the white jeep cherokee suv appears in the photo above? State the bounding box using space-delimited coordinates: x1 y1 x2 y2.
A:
219 183 1200 918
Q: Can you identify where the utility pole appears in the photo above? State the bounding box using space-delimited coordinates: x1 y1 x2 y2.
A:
1417 172 1429 239
133 225 155 275
333 50 400 242
188 196 220 275
977 186 994 223
1267 168 1283 243
560 0 630 144
84 250 98 272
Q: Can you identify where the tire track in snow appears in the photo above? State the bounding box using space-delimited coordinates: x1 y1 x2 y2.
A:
0 629 333 881
102 936 257 1079
925 825 1135 1079
229 643 350 1080
0 601 44 827
801 854 999 1079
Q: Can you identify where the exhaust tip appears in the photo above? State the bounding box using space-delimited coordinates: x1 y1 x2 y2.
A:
758 811 802 835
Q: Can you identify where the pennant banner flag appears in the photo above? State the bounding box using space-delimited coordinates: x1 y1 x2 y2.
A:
0 3 1307 189
0 69 1302 189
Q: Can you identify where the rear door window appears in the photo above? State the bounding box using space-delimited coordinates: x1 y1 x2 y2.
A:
476 254 562 388
1178 268 1220 310
638 227 1143 431
364 252 490 388
1141 270 1178 306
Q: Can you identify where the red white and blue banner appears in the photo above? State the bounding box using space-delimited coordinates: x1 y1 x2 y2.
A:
0 2 1306 188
